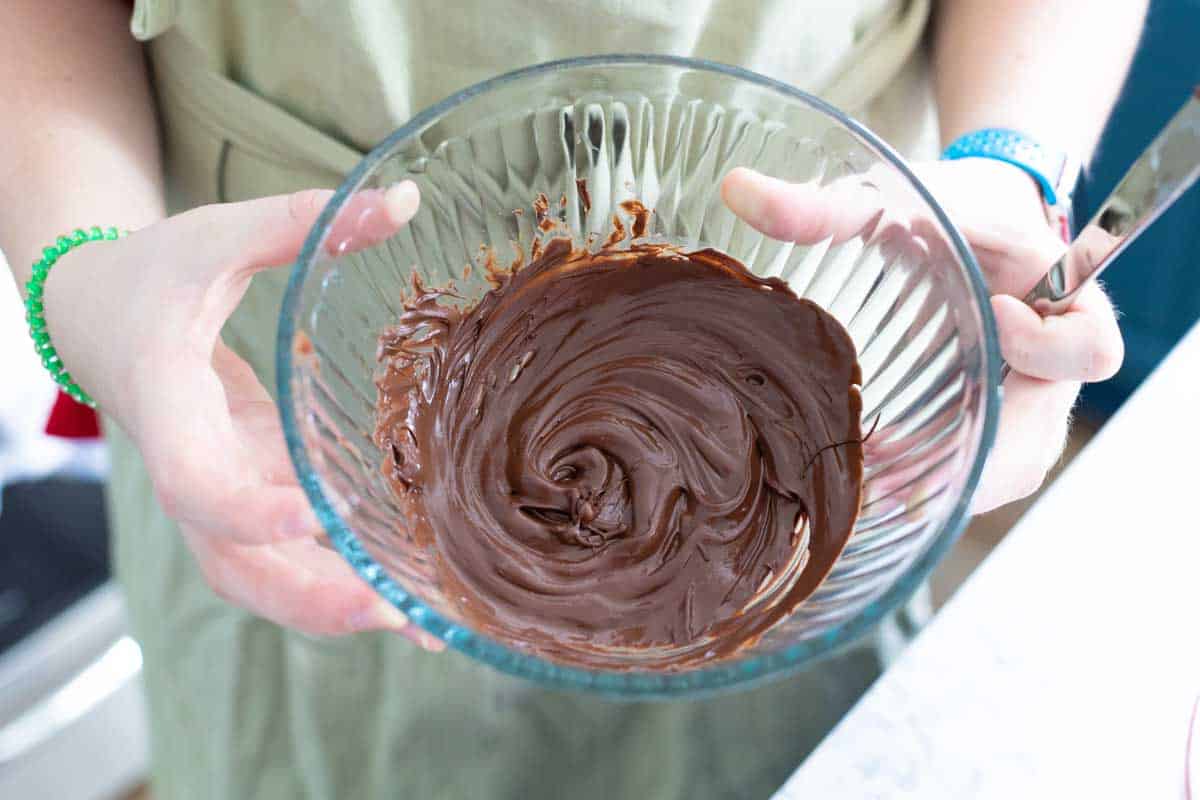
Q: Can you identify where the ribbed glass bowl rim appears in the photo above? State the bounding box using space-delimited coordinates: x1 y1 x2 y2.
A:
277 53 1002 698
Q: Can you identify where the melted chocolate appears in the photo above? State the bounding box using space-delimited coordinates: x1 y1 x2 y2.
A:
374 207 863 669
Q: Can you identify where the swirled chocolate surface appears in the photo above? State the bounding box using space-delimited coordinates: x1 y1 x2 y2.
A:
374 217 863 669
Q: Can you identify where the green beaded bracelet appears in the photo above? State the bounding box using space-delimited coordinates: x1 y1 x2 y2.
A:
24 226 124 408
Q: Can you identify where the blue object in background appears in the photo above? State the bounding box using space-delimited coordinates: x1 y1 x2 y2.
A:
1076 0 1200 419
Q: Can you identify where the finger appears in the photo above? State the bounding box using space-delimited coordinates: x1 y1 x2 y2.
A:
964 222 1066 298
228 397 296 485
972 373 1080 514
134 351 323 545
240 180 420 269
187 530 445 649
146 344 310 541
175 180 420 284
172 182 420 343
721 167 884 245
213 342 296 484
992 282 1124 382
324 183 422 255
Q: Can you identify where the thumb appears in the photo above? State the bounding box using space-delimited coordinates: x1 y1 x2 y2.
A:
203 180 422 280
183 180 420 340
721 167 884 245
250 181 421 269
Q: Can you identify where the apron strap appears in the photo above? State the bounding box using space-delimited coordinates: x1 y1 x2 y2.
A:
821 0 931 112
149 29 363 194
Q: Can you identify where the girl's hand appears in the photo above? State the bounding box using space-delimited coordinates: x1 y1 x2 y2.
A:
45 183 444 646
722 161 1123 514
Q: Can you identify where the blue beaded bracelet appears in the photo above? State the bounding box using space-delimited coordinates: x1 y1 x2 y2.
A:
24 226 124 408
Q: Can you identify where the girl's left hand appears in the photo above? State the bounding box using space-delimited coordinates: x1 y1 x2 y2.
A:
722 159 1123 514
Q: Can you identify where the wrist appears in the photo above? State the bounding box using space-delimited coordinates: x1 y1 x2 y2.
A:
942 127 1080 240
37 230 125 409
967 156 1044 205
942 157 1048 229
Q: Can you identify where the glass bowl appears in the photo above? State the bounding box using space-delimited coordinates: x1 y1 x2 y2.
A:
277 55 1001 698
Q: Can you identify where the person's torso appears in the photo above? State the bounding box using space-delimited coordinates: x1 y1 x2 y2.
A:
137 0 928 154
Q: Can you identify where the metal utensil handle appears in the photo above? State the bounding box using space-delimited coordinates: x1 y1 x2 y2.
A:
999 88 1200 381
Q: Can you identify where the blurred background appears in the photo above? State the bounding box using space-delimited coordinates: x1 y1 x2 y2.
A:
1 2 1198 797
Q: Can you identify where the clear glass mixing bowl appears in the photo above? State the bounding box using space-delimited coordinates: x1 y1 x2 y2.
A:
277 55 1001 697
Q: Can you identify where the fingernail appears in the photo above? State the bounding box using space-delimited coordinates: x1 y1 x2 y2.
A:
349 601 409 632
383 181 420 226
406 629 447 653
352 205 384 245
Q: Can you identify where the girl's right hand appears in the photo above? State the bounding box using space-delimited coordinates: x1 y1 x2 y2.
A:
44 183 444 648
721 164 1123 514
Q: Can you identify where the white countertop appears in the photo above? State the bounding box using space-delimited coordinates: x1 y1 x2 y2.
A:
775 321 1200 799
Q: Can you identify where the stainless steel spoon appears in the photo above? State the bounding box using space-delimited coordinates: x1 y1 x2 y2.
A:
1001 87 1200 381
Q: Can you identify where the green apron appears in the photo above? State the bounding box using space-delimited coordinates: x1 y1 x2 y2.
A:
110 2 938 797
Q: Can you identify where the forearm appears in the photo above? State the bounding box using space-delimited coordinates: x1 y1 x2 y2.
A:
933 0 1148 157
1 0 164 292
